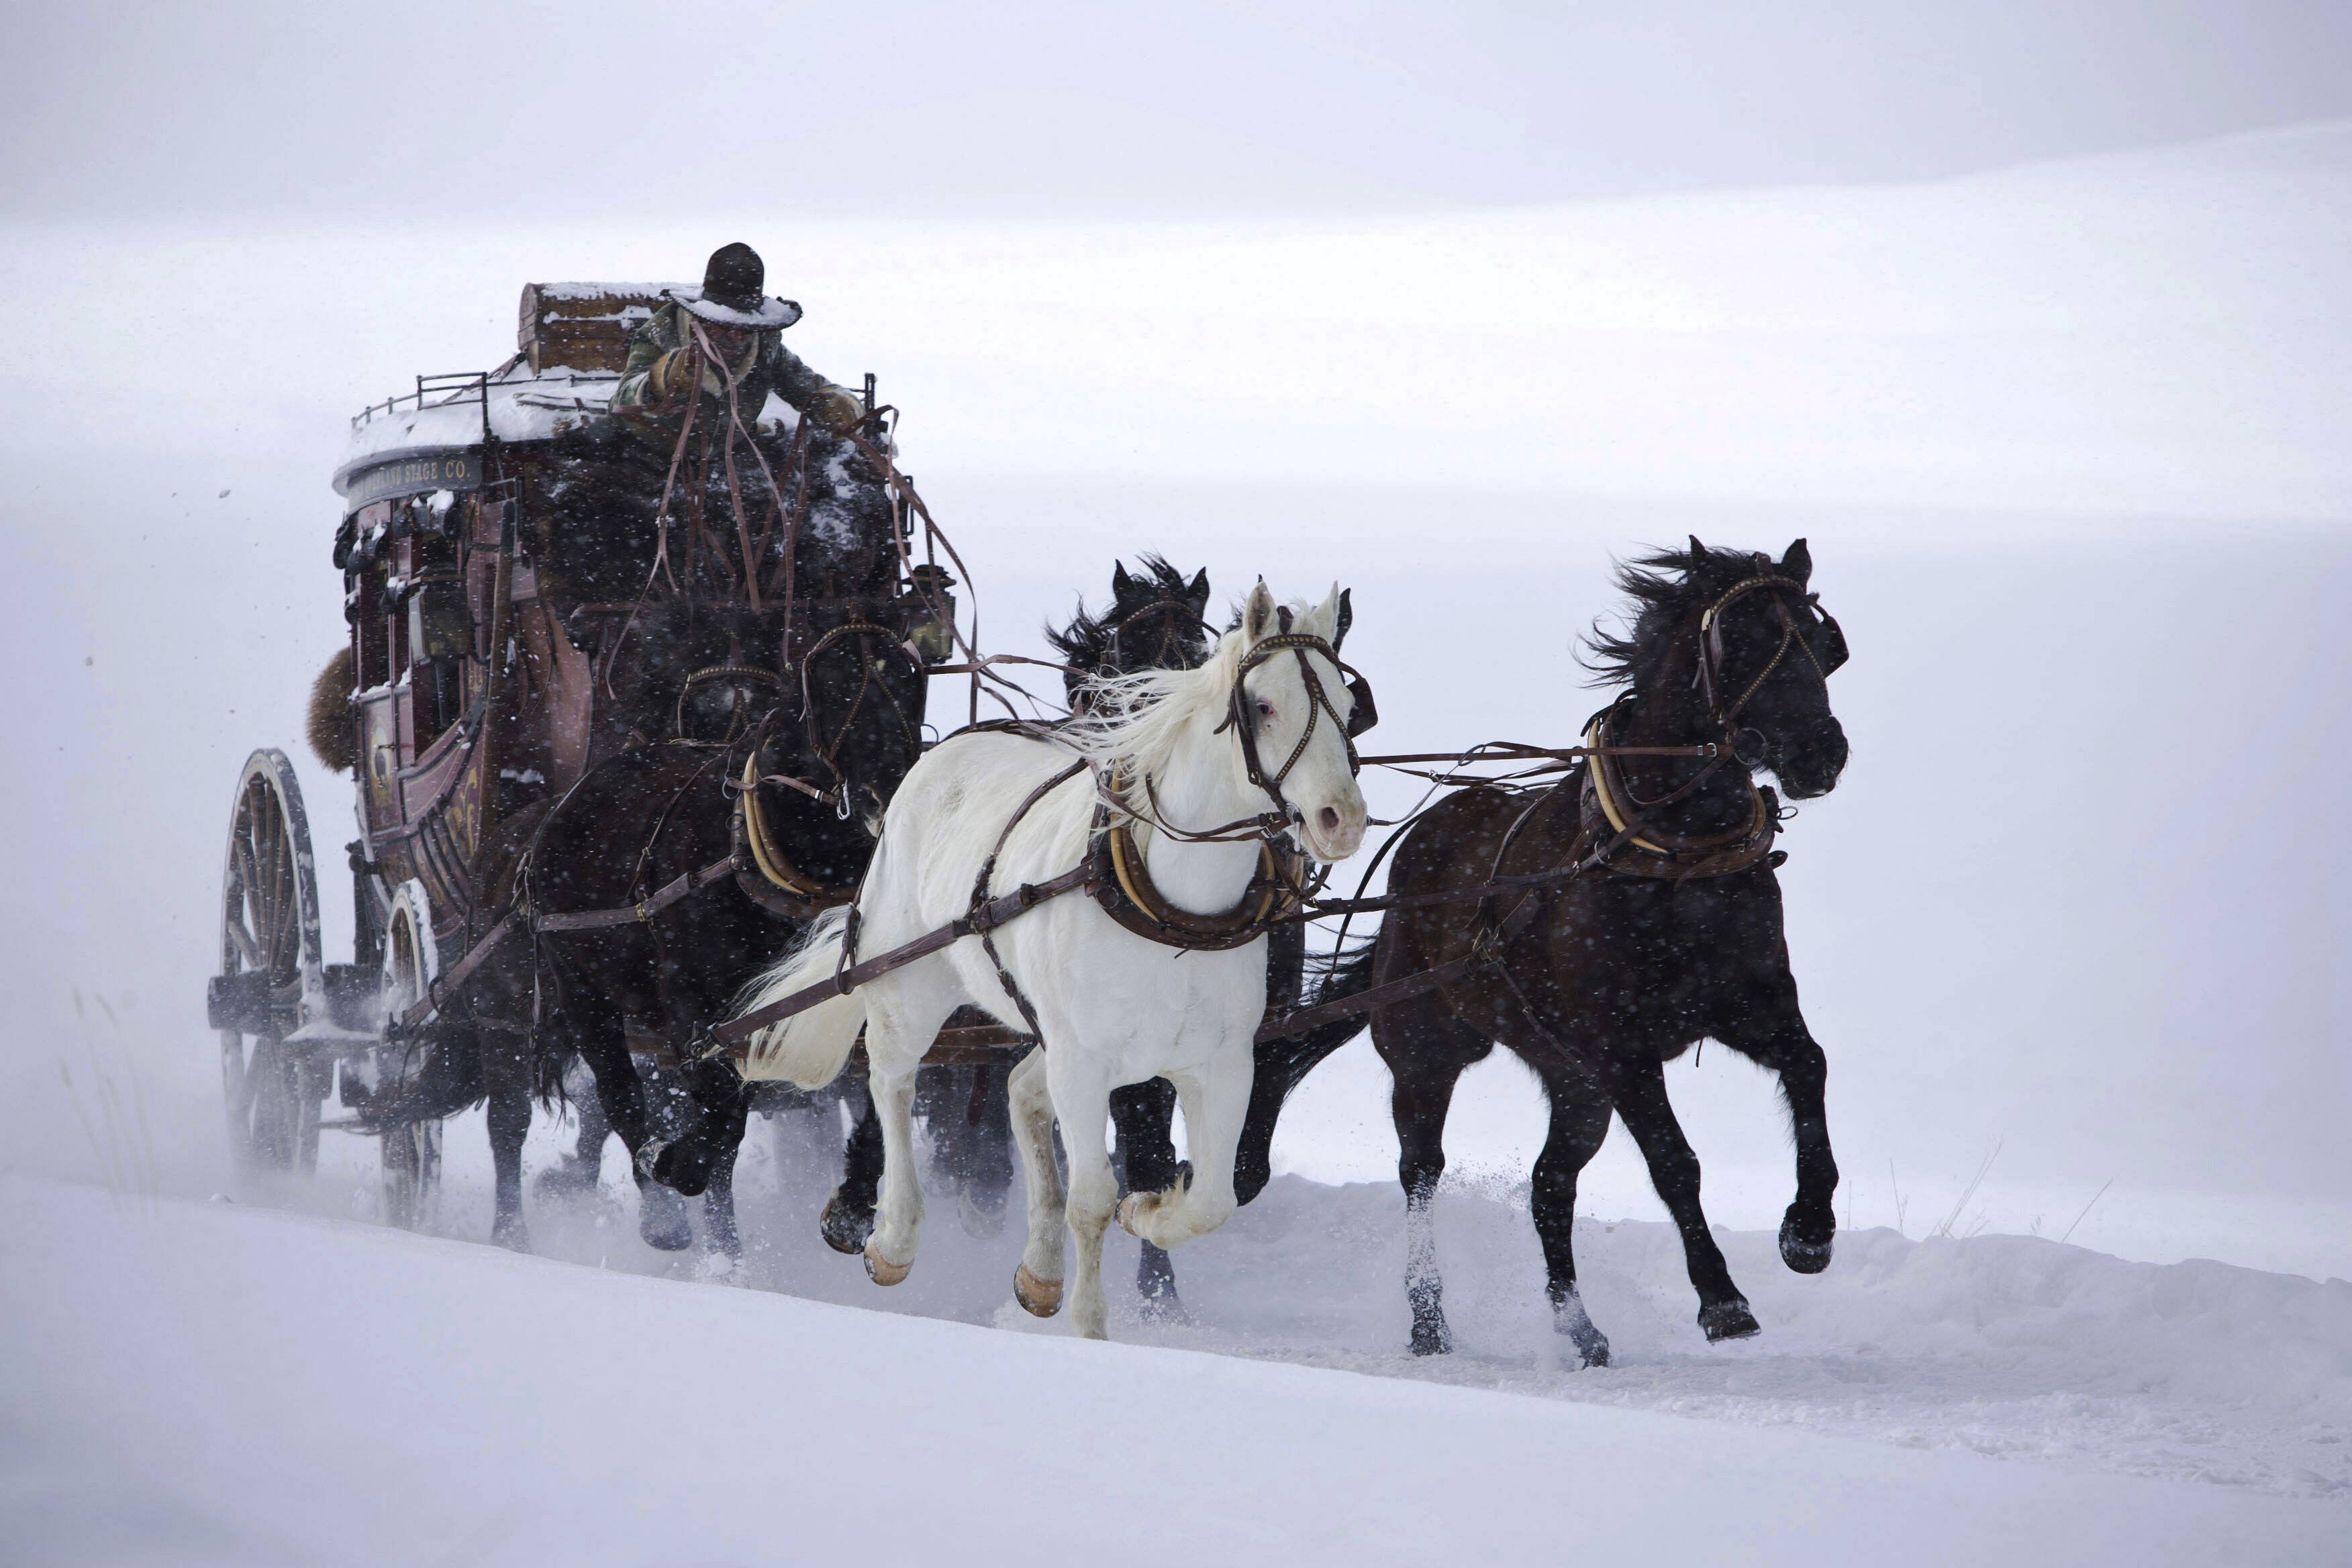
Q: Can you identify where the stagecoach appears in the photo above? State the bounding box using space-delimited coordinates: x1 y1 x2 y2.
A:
203 281 954 1221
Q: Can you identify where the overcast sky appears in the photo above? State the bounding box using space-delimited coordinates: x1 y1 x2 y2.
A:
6 1 2350 222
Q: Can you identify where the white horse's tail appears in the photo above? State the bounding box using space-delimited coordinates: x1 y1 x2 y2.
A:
734 906 864 1087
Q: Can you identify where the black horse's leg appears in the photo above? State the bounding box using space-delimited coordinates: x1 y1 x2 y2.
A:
1234 923 1318 1205
1523 1061 1614 1366
701 1148 742 1266
1110 1077 1183 1315
538 1059 610 1194
1377 1001 1481 1357
822 1077 882 1255
1266 922 1307 1014
481 1024 534 1251
677 1057 749 1264
1720 1004 1840 1275
1606 1049 1757 1340
957 1063 1015 1239
562 1006 688 1253
650 1054 746 1202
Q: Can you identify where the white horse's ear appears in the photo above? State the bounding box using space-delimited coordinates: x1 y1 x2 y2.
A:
1304 581 1342 640
1244 579 1278 642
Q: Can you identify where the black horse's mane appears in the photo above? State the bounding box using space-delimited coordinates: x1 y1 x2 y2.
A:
1581 540 1769 689
1044 554 1203 669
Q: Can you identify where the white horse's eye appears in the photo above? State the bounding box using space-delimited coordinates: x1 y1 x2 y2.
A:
1255 699 1276 720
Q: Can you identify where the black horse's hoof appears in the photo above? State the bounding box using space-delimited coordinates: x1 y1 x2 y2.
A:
1410 1318 1454 1357
1233 1153 1271 1208
490 1215 530 1254
1135 1244 1188 1322
533 1158 600 1197
1698 1299 1761 1342
639 1187 693 1252
820 1190 875 1255
956 1185 1007 1240
651 1140 712 1198
1779 1211 1835 1275
1553 1297 1611 1368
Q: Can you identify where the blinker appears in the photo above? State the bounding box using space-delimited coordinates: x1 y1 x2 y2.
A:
1343 670 1379 739
1812 607 1849 675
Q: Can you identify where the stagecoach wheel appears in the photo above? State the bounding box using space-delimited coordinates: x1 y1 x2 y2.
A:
213 749 328 1173
377 881 444 1229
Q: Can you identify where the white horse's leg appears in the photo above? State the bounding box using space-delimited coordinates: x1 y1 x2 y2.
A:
1007 1048 1066 1317
1047 1051 1118 1340
862 1002 939 1285
1122 1047 1248 1249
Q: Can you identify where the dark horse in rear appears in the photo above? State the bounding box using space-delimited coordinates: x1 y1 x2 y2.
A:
430 409 930 1257
1240 538 1851 1362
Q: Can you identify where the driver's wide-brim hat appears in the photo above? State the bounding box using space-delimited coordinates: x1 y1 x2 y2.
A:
667 241 802 331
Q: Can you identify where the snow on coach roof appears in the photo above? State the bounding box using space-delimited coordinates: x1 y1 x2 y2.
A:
333 281 703 512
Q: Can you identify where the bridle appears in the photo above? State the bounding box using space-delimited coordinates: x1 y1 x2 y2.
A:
795 619 922 811
1097 618 1378 864
1695 563 1848 732
1218 620 1379 821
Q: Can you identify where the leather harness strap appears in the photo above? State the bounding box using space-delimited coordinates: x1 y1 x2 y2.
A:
969 759 1091 1040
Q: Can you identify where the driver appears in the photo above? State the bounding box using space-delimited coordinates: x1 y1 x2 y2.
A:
611 242 865 444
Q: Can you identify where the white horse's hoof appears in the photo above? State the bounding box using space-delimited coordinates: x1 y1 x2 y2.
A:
1013 1263 1064 1318
863 1243 912 1287
1116 1192 1144 1238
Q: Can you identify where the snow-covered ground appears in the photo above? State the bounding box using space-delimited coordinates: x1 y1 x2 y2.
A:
5 119 2350 1561
5 1161 2349 1567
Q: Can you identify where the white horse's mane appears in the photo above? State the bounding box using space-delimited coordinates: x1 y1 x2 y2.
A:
1063 616 1261 783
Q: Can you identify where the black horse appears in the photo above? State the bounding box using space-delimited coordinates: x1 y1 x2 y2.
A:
1236 538 1850 1361
438 408 929 1257
815 556 1282 1315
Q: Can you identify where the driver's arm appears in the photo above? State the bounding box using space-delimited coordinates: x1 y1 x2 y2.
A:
761 335 863 432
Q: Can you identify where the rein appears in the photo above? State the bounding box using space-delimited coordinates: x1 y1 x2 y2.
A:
709 639 1354 1057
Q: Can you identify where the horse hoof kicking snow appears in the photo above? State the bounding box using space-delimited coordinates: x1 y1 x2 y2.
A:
863 1243 912 1287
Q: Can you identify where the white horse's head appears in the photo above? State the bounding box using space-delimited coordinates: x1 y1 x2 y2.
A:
1229 581 1368 863
1074 580 1372 864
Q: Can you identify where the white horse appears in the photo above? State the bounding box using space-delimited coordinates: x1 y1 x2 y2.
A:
736 582 1369 1338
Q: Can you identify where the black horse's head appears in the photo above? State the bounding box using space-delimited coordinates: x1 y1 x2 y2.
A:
1046 556 1214 703
1585 536 1851 799
789 618 927 844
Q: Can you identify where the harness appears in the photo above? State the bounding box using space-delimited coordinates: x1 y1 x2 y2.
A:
708 632 1369 1060
1258 568 1842 1044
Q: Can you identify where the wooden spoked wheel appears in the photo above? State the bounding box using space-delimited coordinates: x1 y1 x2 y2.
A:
214 750 327 1173
378 880 444 1229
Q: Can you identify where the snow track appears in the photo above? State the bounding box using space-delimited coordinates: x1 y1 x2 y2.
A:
3 1171 2345 1566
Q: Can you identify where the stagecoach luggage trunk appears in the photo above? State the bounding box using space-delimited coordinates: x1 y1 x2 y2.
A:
518 283 673 375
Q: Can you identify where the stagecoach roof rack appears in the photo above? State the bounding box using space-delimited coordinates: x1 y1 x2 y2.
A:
350 358 517 434
336 357 656 510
